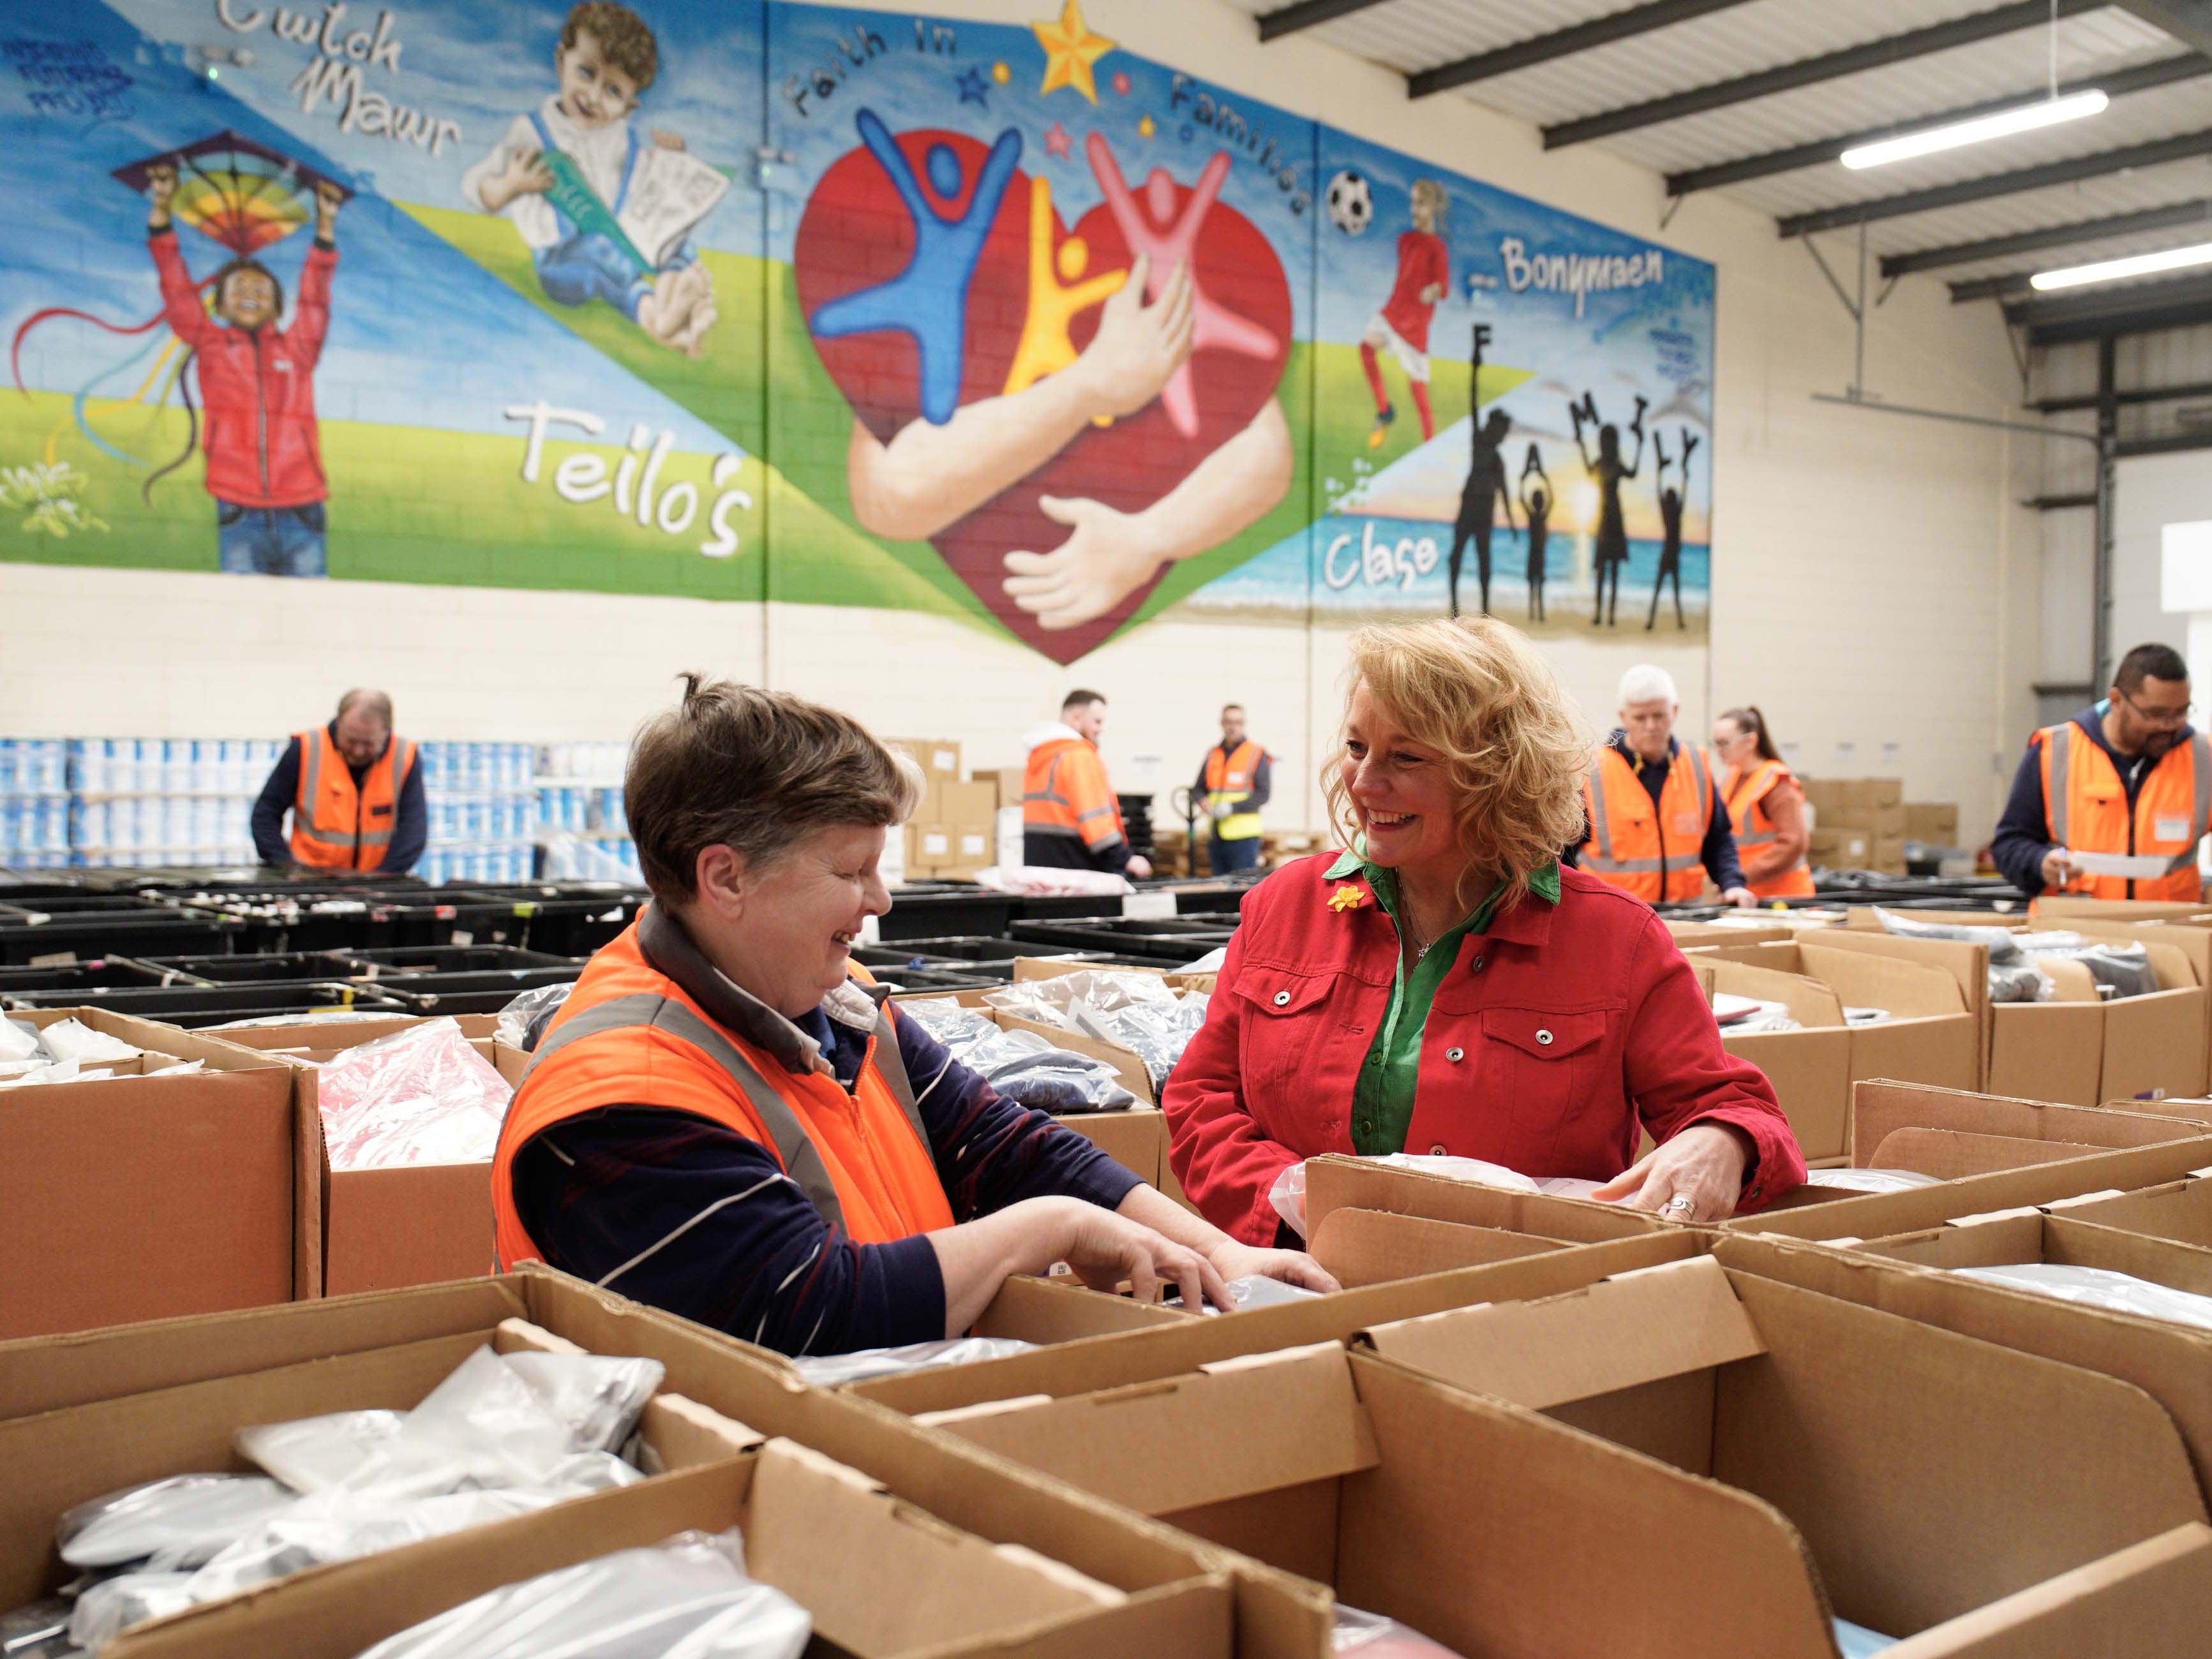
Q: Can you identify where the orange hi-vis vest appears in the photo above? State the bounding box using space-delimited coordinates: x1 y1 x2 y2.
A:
1024 736 1126 854
491 918 955 1273
1204 740 1264 843
1581 741 1714 904
2035 718 2212 902
1724 759 1816 901
290 726 416 872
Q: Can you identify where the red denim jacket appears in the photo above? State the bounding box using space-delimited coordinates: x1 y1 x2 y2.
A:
1162 853 1804 1244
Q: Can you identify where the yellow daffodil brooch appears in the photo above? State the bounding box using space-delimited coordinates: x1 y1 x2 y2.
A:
1329 884 1369 912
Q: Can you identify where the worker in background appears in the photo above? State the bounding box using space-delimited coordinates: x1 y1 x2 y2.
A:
250 688 425 874
1992 642 2210 900
1712 706 1813 900
1195 703 1271 875
1572 664 1754 909
1023 690 1152 878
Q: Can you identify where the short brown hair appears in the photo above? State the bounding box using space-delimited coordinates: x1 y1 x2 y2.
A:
1324 618 1588 912
562 1 657 91
627 676 922 903
1062 689 1105 715
2116 643 2188 694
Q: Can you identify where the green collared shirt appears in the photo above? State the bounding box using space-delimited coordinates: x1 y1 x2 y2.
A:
1327 850 1563 1156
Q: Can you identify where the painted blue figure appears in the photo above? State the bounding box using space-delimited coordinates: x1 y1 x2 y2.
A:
809 108 1023 427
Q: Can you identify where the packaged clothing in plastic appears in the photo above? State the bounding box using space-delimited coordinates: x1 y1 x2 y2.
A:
985 971 1176 1028
1177 946 1228 974
0 1018 42 1063
495 982 573 1052
789 1337 1037 1387
315 1018 514 1172
351 1529 811 1659
2022 939 2159 999
1069 992 1211 1091
0 1597 78 1658
1952 1263 2212 1332
1710 992 1800 1035
502 1351 664 1456
1802 1168 1942 1194
234 1411 405 1496
1871 909 2052 1004
66 1573 198 1655
57 1475 296 1570
1270 1154 1540 1240
1200 1275 1324 1316
29 1019 140 1065
1333 1604 1467 1656
895 1002 1137 1113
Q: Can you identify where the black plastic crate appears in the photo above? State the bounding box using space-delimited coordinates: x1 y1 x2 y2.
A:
0 912 244 967
0 956 191 993
874 936 1103 965
137 951 366 984
345 945 579 974
867 966 1004 993
877 887 1018 944
373 972 579 1015
0 980 409 1029
1007 917 1236 965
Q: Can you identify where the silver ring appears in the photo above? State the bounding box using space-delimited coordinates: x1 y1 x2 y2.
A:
1663 1196 1694 1214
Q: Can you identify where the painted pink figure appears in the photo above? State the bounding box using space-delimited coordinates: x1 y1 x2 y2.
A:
1084 133 1277 436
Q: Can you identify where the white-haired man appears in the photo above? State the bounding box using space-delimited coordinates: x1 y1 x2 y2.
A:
1574 665 1754 909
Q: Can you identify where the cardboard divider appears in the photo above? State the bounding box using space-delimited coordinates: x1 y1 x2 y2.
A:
1053 1107 1167 1187
2051 1166 2212 1249
970 1274 1192 1344
1308 1209 1566 1288
0 1009 296 1340
1356 1257 2209 1649
3 1268 1301 1659
1849 1082 2211 1166
1301 1153 1671 1246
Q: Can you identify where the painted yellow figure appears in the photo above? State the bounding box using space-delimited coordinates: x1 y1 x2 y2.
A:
1001 175 1128 411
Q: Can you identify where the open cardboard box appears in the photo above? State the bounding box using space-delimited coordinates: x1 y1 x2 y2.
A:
206 1015 519 1300
114 1440 1221 1659
2052 1164 2212 1249
1298 1152 1675 1253
0 1267 1278 1659
927 1256 2212 1656
1053 1107 1166 1187
1720 1209 2212 1502
1345 1254 2212 1655
0 1009 295 1341
985 959 1197 1105
1835 909 2209 1106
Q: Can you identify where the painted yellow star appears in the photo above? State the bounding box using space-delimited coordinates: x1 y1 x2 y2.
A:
1033 0 1114 105
1137 113 1156 138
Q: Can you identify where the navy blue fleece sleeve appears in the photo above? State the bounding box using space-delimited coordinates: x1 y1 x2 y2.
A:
251 737 303 865
511 1111 947 1357
1702 784 1746 892
1989 741 2054 894
384 755 428 875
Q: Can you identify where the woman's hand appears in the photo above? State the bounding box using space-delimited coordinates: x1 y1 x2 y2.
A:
1054 1198 1234 1309
1592 1122 1750 1223
1206 1240 1341 1295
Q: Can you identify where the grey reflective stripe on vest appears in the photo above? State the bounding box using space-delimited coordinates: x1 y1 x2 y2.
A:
2168 732 2212 873
1729 762 1777 846
521 992 852 1231
1685 743 1713 836
1583 752 1666 874
2045 724 2074 849
868 1009 932 1151
292 733 400 849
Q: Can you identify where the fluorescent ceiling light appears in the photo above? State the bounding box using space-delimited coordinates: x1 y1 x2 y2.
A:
1840 89 2108 170
2031 240 2212 290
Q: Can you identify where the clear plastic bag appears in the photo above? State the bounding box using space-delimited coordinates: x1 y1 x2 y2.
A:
235 1410 406 1496
1 1018 45 1062
29 1019 140 1065
2025 940 2159 999
1832 1616 1898 1657
316 1018 513 1172
1952 1263 2212 1331
898 1003 1137 1113
1201 1276 1323 1316
0 1596 77 1658
67 1572 198 1655
1269 1155 1540 1240
1071 993 1211 1090
495 983 574 1052
352 1529 811 1659
1333 1603 1467 1656
985 971 1174 1027
502 1351 664 1455
57 1475 296 1570
1802 1168 1942 1194
789 1337 1037 1387
1871 909 2052 1003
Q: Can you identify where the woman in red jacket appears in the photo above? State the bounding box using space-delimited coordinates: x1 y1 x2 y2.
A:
1163 618 1804 1244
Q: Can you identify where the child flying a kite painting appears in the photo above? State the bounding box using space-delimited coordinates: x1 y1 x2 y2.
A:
463 1 729 357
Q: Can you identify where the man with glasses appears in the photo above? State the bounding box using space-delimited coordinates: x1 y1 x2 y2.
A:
1992 643 2211 900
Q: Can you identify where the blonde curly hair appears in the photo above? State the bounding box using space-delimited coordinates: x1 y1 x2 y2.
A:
1322 617 1590 911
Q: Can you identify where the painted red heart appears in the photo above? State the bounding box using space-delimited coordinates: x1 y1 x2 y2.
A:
794 128 1291 664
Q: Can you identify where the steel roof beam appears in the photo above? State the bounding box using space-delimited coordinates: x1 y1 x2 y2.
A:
2034 376 2212 411
1666 52 2209 196
2118 2 2212 57
1777 128 2212 238
1256 0 1396 41
1903 200 2212 283
1410 0 1758 98
2007 271 2212 342
1542 0 2104 149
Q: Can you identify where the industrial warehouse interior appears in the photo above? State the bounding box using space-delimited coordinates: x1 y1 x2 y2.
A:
6 0 2212 1654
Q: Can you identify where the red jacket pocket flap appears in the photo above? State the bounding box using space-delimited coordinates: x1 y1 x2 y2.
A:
1481 1009 1605 1060
1232 967 1334 1018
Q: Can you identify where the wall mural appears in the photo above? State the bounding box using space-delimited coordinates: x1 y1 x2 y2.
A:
1 0 1713 663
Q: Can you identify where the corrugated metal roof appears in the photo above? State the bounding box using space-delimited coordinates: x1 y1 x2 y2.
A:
1230 0 2210 309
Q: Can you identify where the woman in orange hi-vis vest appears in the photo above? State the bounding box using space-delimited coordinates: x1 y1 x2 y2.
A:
1712 707 1814 900
493 678 1332 1358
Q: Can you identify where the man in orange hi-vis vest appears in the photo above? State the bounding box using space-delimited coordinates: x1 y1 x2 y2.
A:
1573 664 1756 909
1022 689 1151 878
1993 643 2210 902
250 688 426 874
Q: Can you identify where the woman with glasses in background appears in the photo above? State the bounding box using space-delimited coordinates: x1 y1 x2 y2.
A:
1711 706 1813 900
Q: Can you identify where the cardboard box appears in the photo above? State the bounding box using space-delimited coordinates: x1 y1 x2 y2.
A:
1803 777 1904 817
1055 1106 1166 1187
1906 803 1961 845
1349 1254 2211 1653
1807 826 1872 868
906 821 955 875
932 1255 2212 1656
846 1228 1697 1417
207 1016 519 1300
2052 1164 2212 1249
936 778 999 828
1 1268 1275 1659
1724 1209 2212 1498
1692 956 1855 1159
975 766 1028 809
971 1273 1192 1345
1301 1152 1675 1251
0 1009 295 1340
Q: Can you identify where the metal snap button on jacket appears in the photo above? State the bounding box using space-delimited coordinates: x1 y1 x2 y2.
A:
1536 1029 1554 1045
1428 1143 1447 1156
1446 1046 1465 1062
1273 990 1292 1006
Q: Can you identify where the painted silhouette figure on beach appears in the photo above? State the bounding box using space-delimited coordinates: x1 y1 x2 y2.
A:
1648 427 1698 632
1520 443 1552 625
1447 325 1514 618
1570 390 1645 629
